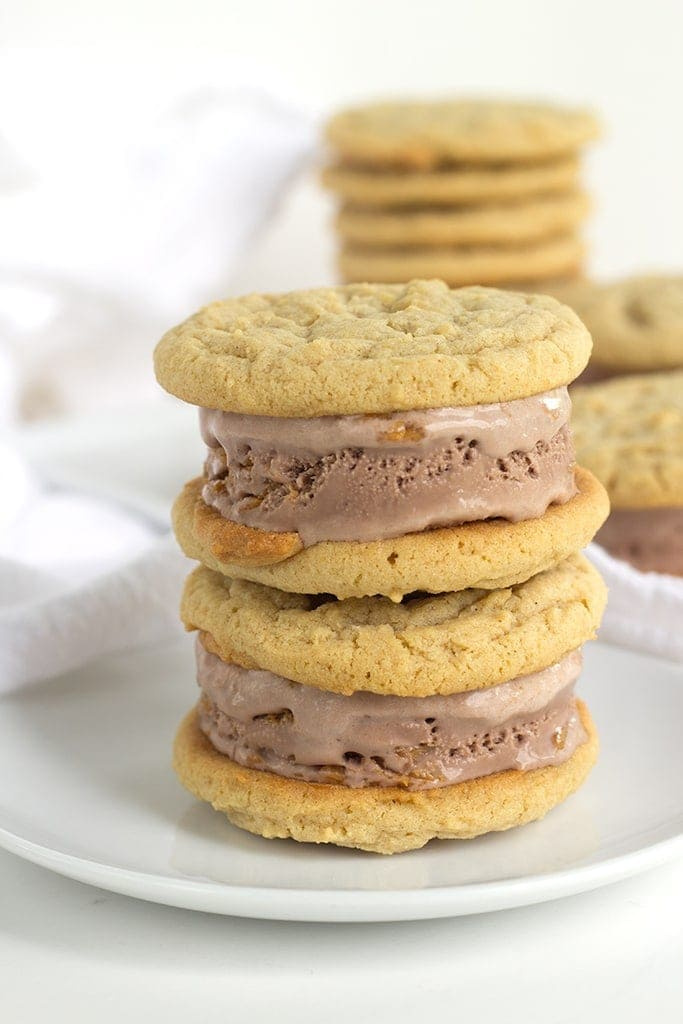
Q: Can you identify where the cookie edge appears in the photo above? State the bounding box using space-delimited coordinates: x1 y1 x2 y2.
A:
173 700 598 854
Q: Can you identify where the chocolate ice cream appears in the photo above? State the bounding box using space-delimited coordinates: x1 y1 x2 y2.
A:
596 507 683 575
196 638 585 790
200 387 575 544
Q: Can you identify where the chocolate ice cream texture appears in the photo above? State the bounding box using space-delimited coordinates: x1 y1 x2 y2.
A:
199 387 576 544
196 638 586 791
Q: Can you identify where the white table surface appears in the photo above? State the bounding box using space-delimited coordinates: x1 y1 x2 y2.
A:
1 846 682 1021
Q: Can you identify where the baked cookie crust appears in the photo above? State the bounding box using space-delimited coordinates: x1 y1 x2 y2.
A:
572 373 683 507
322 157 580 207
552 275 683 372
173 701 598 854
325 99 600 168
182 553 606 697
154 281 592 416
336 192 589 247
338 236 584 289
172 466 609 599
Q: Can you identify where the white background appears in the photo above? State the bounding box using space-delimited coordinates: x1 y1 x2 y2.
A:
2 0 683 286
1 2 682 1019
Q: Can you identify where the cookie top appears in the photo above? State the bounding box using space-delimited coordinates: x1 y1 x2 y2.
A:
154 280 591 416
325 99 600 168
182 554 606 698
572 372 683 507
554 275 683 371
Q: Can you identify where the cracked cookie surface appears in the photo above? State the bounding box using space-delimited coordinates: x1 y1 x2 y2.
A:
572 373 683 507
182 553 606 697
154 280 591 416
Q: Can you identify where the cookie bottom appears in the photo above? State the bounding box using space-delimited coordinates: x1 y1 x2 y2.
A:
173 701 598 855
173 466 609 599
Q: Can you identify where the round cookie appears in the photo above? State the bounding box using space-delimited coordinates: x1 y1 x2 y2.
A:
154 281 592 417
182 553 607 697
326 100 600 168
551 275 683 372
339 236 584 289
173 701 598 854
322 156 581 207
572 373 683 507
336 192 590 247
172 466 609 599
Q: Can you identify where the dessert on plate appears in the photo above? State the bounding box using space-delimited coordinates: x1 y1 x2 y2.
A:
155 279 608 853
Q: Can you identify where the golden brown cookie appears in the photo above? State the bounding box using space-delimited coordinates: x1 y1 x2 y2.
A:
181 553 607 697
172 466 609 599
322 156 581 207
549 275 683 372
572 372 683 507
154 280 592 416
338 236 584 288
326 99 600 168
336 192 590 247
173 701 598 854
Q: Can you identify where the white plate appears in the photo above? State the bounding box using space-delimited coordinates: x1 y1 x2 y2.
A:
0 641 681 921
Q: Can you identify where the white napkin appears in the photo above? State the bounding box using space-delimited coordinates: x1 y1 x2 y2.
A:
0 67 317 689
0 66 315 423
587 542 683 662
0 444 188 693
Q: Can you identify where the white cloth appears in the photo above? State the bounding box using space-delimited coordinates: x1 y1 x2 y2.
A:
586 543 683 663
0 66 315 423
0 537 187 695
0 445 188 693
0 68 316 690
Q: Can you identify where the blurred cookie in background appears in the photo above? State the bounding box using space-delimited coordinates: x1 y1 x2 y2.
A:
572 372 683 575
551 275 683 383
322 98 599 289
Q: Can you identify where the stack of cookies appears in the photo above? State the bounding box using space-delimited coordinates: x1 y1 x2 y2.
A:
322 99 599 289
552 275 683 383
572 372 683 575
154 279 609 854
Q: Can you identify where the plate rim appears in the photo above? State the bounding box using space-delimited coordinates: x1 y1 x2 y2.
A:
2 820 682 922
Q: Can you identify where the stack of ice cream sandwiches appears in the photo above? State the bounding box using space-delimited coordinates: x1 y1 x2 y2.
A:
322 99 599 290
154 279 609 854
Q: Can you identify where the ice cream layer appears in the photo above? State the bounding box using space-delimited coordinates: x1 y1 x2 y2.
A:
196 638 586 790
200 388 575 545
596 507 683 576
